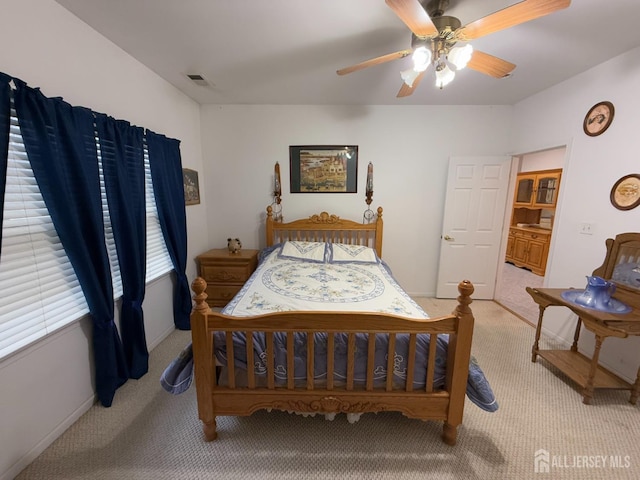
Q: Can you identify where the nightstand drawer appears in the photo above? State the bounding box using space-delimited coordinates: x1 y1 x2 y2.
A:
206 284 243 304
201 264 252 283
196 248 260 308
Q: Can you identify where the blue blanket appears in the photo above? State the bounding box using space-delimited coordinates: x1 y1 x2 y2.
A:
161 331 498 413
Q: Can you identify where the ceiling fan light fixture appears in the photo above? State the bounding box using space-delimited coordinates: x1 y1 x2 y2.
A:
400 68 420 87
411 46 432 72
339 0 570 98
448 44 473 70
435 62 455 89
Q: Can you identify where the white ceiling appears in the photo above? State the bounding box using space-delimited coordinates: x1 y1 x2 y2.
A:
54 0 640 106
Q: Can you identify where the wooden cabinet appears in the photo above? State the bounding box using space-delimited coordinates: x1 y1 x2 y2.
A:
196 248 259 307
513 169 562 209
506 227 550 276
506 168 562 276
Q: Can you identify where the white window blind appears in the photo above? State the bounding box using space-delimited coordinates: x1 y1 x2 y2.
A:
0 103 88 358
96 135 124 298
0 99 174 360
144 144 173 282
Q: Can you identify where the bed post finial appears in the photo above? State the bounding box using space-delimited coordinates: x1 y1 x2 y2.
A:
373 206 383 257
266 205 274 246
191 277 211 315
456 280 474 315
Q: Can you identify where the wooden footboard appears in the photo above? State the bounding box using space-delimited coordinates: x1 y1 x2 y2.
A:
190 277 475 445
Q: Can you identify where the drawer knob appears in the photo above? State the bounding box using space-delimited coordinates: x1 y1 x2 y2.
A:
215 271 235 281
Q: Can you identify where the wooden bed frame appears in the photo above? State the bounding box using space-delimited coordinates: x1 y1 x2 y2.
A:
190 205 476 445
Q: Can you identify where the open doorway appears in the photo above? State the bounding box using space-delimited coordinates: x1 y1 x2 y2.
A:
494 147 566 323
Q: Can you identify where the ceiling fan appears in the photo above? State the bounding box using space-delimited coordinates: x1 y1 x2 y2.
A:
337 0 571 97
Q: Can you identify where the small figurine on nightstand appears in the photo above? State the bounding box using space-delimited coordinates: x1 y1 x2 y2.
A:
227 237 242 254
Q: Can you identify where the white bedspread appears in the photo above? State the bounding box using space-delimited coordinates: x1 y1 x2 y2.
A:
221 247 428 318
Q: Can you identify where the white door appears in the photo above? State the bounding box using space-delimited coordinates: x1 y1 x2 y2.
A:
436 156 511 299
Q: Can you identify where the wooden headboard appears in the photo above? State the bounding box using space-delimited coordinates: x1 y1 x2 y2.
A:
265 205 384 258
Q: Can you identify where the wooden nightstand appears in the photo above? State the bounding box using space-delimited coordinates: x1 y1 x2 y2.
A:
196 249 259 307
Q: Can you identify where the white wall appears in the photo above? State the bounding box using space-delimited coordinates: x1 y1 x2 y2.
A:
0 2 208 479
511 46 640 383
520 148 565 173
200 104 513 295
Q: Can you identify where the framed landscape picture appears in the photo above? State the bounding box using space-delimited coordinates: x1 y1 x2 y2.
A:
289 145 358 193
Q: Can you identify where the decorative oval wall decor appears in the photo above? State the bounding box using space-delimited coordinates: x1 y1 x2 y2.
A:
610 174 640 210
583 101 615 137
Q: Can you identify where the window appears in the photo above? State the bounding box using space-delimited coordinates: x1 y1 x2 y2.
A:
97 133 123 298
144 143 173 282
0 97 174 359
0 102 88 357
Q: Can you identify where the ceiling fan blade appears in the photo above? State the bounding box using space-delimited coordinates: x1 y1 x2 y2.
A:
460 0 571 40
467 50 516 78
385 0 438 37
337 50 412 76
397 71 425 97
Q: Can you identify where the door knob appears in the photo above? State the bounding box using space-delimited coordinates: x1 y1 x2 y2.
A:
443 235 455 241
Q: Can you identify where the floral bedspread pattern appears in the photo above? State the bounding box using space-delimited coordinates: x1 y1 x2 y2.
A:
222 248 426 316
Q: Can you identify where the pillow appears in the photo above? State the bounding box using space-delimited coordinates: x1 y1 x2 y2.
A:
328 243 378 264
278 241 327 263
258 243 282 264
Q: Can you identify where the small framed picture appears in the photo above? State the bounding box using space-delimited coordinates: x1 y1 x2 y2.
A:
182 168 200 205
610 174 640 211
583 101 614 137
289 145 358 193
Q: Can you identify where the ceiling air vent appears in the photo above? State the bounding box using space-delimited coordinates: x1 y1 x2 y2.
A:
187 74 211 87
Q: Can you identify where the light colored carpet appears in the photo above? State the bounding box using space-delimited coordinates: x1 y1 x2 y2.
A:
495 262 544 323
16 299 640 480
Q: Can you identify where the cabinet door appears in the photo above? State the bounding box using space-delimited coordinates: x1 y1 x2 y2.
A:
512 237 529 264
533 172 561 208
506 234 515 261
526 239 549 274
514 174 536 207
527 240 545 268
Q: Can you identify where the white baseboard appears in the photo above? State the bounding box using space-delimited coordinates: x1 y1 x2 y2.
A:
406 292 435 298
2 395 96 480
148 324 177 351
3 324 177 480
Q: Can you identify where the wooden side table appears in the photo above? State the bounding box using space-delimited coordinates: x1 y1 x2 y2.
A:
526 287 640 405
196 249 259 307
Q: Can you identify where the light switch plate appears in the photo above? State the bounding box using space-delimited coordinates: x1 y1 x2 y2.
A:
579 223 594 235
